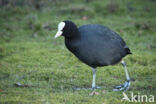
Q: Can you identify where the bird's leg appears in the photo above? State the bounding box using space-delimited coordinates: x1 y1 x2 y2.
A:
92 68 96 89
91 68 101 90
113 60 131 91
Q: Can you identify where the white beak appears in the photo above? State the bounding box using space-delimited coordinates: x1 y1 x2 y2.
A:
54 31 63 38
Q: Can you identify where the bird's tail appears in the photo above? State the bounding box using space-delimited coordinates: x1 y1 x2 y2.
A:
124 46 132 54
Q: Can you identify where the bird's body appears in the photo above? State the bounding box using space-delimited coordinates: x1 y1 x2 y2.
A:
65 24 131 68
55 21 132 91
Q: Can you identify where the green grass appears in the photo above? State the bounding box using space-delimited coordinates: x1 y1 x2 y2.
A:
0 0 156 104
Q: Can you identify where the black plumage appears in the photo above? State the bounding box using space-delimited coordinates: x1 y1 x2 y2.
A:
55 20 132 90
63 21 131 68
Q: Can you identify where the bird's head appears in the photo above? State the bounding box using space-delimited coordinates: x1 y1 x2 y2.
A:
55 20 78 39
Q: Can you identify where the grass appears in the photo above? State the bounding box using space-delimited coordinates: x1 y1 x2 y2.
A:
0 0 156 104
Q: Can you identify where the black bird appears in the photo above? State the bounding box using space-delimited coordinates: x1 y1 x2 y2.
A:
55 20 132 91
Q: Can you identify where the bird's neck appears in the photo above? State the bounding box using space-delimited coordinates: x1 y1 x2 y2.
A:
64 30 80 40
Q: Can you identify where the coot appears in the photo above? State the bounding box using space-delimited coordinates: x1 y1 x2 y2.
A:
55 20 132 91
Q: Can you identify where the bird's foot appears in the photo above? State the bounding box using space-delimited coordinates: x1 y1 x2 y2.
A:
91 86 101 90
113 80 131 91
